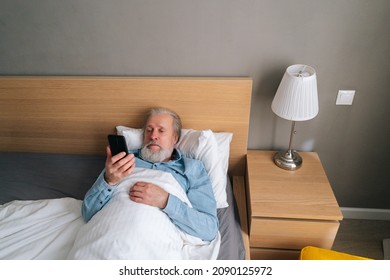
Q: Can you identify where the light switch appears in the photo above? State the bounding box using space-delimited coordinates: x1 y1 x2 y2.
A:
336 90 355 105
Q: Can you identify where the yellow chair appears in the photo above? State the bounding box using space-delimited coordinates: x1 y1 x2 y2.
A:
300 246 372 260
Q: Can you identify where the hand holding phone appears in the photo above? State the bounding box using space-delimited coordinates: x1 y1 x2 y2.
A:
105 136 135 186
107 135 129 156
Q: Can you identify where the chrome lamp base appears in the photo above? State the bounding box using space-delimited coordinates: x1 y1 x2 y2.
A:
273 150 302 171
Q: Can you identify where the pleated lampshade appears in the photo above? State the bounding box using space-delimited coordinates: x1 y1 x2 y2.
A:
272 64 319 121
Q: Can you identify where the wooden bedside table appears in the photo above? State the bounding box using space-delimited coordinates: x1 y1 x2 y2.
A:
246 150 343 260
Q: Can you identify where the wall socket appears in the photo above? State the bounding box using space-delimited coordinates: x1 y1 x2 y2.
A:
336 90 355 105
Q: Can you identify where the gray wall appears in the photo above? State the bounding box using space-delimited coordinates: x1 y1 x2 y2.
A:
1 0 389 209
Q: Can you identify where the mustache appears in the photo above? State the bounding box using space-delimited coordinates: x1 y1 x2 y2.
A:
145 141 162 148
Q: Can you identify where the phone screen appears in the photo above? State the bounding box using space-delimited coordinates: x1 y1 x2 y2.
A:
107 135 129 155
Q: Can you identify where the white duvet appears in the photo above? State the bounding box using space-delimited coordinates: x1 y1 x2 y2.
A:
0 197 83 259
0 168 220 260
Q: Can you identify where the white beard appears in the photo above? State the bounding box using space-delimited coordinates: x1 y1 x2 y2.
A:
140 143 173 163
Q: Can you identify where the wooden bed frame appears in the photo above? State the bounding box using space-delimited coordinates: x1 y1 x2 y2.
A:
0 76 251 259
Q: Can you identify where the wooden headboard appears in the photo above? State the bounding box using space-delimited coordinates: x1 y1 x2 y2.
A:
0 76 252 176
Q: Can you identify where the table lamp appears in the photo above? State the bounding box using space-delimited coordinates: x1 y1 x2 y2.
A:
271 64 319 170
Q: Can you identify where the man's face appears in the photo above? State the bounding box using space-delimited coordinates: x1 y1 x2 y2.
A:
141 113 178 162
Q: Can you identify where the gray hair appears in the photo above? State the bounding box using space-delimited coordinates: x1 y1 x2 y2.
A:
143 107 182 142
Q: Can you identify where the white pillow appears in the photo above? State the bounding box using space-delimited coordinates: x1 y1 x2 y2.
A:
213 132 233 177
116 126 232 208
116 126 143 150
178 129 227 208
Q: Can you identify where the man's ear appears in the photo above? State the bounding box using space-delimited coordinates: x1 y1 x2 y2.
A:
173 134 179 145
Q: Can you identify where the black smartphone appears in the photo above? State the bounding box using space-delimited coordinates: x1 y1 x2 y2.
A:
107 135 129 156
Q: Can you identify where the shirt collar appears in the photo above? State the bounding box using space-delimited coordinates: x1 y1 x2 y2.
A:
170 149 183 161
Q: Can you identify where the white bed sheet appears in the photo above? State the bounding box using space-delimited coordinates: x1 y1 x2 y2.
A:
68 168 220 260
0 168 220 260
0 197 83 259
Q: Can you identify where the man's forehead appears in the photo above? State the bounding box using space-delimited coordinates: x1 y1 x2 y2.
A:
146 114 174 127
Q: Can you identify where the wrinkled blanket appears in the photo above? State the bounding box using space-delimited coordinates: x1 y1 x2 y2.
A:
0 197 83 259
0 168 220 260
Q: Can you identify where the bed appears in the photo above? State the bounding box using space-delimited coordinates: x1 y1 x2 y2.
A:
0 76 252 260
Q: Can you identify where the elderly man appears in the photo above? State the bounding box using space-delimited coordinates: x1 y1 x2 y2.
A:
82 108 218 241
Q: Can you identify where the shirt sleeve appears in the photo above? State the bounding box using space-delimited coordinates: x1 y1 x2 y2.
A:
162 160 219 241
81 170 114 222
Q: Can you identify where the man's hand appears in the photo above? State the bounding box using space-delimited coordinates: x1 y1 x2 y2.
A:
129 182 169 209
104 145 135 186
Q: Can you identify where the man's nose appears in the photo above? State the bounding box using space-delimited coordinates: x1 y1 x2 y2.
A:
150 131 159 140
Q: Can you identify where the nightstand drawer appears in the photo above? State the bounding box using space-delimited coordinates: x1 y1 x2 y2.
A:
250 218 340 250
250 248 300 260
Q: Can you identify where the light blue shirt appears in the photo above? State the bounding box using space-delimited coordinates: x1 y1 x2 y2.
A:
82 149 218 241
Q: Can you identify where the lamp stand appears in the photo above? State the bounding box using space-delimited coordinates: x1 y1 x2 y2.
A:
273 121 302 170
